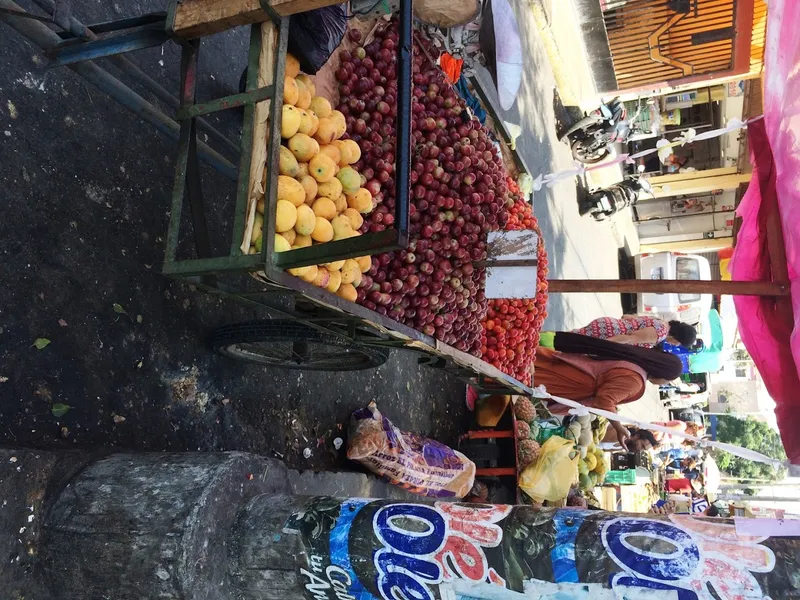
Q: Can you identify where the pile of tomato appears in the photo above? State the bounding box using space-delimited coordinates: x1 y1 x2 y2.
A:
480 179 549 384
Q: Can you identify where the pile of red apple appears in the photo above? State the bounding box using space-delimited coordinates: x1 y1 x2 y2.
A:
333 21 549 379
479 180 549 383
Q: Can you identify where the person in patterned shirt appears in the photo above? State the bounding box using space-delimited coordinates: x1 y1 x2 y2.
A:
572 315 697 349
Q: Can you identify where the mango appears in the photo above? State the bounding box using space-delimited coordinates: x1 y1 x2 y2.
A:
288 133 319 162
312 267 331 289
281 105 302 138
317 177 342 200
342 139 361 164
325 260 345 271
314 118 338 145
336 283 357 302
356 256 371 273
279 145 299 176
333 140 353 166
293 234 312 248
331 215 353 240
254 236 263 253
251 213 264 244
340 259 360 285
352 269 363 288
249 245 258 255
311 217 334 243
296 162 309 178
347 188 373 213
280 229 296 246
309 153 336 183
330 110 346 139
337 166 361 194
285 54 300 79
297 109 317 136
319 144 341 166
256 196 265 215
275 200 297 232
295 79 311 110
283 76 299 106
278 175 306 207
298 175 318 205
312 197 337 220
274 234 292 252
294 204 316 235
309 96 331 118
296 73 315 97
289 264 317 283
334 195 348 213
343 207 363 230
325 269 342 293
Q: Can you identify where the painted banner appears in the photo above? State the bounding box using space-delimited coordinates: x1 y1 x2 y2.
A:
285 497 799 600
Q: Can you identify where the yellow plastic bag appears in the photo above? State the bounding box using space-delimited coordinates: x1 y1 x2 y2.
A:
518 436 579 502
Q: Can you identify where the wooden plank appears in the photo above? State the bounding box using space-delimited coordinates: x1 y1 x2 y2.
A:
547 279 789 296
171 0 340 38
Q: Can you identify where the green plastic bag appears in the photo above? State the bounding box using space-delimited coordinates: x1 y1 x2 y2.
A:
519 436 578 502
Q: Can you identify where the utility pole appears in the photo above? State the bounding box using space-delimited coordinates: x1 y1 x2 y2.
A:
2 447 800 599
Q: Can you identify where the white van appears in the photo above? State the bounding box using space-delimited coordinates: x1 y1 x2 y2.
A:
634 252 712 324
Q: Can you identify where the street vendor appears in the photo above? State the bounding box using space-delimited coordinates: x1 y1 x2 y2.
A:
600 426 659 453
569 315 698 349
532 333 683 448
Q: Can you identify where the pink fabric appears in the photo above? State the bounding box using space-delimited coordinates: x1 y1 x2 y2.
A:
731 0 800 464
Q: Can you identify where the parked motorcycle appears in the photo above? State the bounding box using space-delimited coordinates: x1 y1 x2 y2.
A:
560 97 626 163
580 175 654 222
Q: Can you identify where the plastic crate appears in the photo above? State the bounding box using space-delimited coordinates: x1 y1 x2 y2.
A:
604 469 637 486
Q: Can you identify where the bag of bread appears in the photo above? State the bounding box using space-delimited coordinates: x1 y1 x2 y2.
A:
347 402 476 498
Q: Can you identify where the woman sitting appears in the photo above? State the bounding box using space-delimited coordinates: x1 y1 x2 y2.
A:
533 332 683 448
571 315 697 349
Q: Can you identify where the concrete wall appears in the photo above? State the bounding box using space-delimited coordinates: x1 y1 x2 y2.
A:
572 0 618 93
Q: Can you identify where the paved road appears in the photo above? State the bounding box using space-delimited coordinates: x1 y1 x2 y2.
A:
474 0 624 332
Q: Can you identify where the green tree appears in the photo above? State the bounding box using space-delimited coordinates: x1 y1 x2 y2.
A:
713 416 786 480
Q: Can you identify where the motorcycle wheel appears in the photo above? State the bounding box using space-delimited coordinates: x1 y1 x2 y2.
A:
591 209 608 222
571 138 610 164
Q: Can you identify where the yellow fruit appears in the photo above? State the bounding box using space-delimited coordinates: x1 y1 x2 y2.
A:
256 196 265 215
285 54 300 79
334 195 348 213
336 166 361 194
352 269 363 288
280 229 296 246
298 175 318 205
307 112 320 137
293 234 312 248
312 267 331 288
311 217 334 242
281 105 302 138
275 200 297 232
309 96 332 118
356 256 371 273
254 236 263 253
274 234 292 252
319 144 341 165
309 153 336 183
333 140 352 166
326 260 345 271
295 109 310 135
278 175 306 207
295 79 311 110
283 76 299 106
317 178 342 200
585 453 598 472
251 213 264 243
313 118 338 145
289 264 317 283
331 215 353 240
342 140 361 164
296 73 315 96
330 110 346 139
347 188 373 213
279 145 299 176
296 162 309 178
288 133 319 162
294 204 316 235
326 269 342 293
336 283 357 302
340 259 360 285
249 245 258 255
312 197 337 220
343 207 364 230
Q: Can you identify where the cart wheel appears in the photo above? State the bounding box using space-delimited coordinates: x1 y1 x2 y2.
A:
212 320 389 371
